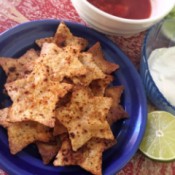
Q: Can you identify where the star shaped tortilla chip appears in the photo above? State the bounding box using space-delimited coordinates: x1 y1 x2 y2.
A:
36 22 88 51
105 86 128 125
54 22 88 51
0 107 10 128
35 37 53 48
36 43 87 82
5 64 72 127
53 135 106 175
89 75 113 96
8 121 54 154
36 139 61 164
56 86 114 151
88 42 119 74
53 119 67 136
0 49 39 83
72 53 106 86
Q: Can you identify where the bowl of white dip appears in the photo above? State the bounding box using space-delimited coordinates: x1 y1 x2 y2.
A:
140 18 175 115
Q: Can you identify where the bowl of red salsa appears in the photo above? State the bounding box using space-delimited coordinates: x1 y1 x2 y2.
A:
87 0 152 20
71 0 175 36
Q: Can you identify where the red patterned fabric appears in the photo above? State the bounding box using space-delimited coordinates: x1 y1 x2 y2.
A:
0 0 174 175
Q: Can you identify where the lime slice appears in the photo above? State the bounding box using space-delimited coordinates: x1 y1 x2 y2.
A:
139 111 175 161
162 20 175 42
165 7 175 19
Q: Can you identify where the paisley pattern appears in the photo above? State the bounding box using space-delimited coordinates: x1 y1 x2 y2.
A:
0 0 28 23
0 0 174 175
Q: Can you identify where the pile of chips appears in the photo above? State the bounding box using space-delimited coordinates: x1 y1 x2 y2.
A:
0 22 128 175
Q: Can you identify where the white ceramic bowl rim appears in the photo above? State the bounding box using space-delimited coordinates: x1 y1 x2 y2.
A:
83 0 175 24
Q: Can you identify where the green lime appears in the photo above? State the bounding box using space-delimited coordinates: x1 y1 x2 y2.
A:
162 19 175 42
139 111 175 161
165 7 175 19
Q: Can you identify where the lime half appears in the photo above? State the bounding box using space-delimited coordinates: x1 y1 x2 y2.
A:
139 111 175 161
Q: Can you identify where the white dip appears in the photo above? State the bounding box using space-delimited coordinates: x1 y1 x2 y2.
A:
148 46 175 107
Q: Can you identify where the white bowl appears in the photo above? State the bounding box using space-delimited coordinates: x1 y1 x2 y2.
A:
71 0 175 36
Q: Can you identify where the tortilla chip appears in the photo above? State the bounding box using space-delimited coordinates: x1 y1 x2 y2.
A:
53 119 67 136
72 53 106 86
35 37 53 48
88 42 119 74
103 139 117 150
0 107 10 128
40 42 62 57
56 91 72 108
5 64 72 127
37 43 87 82
53 22 88 51
35 22 88 51
36 139 61 164
56 86 114 151
54 135 105 175
53 92 71 136
89 75 113 96
8 121 53 154
0 49 39 82
105 86 128 125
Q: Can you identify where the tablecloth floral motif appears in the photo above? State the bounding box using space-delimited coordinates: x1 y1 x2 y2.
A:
0 0 174 175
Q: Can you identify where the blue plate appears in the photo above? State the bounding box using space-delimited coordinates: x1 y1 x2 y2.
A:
0 20 147 175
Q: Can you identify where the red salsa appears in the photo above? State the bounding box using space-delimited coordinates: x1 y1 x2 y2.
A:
87 0 151 20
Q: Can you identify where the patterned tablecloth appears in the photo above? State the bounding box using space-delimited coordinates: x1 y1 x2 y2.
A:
0 0 175 175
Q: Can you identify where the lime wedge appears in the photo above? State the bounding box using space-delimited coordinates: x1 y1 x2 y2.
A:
139 111 175 161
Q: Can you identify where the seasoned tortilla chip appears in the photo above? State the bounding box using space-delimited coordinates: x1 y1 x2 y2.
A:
0 49 39 82
105 86 128 125
103 138 117 150
88 42 119 74
35 37 53 48
72 53 106 86
54 135 105 175
8 121 53 154
53 120 67 136
36 43 87 82
36 139 61 164
40 42 62 57
5 64 72 127
56 91 72 108
89 75 113 96
0 107 10 128
35 22 88 51
56 87 114 151
54 92 71 136
54 22 88 51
